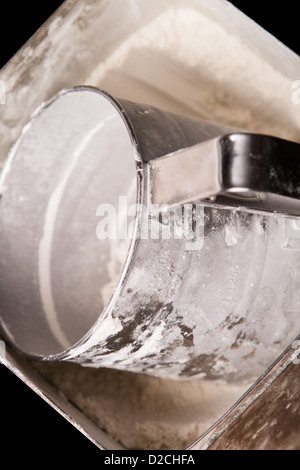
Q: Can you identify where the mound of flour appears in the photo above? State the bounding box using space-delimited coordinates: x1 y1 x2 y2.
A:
35 362 248 450
85 7 300 142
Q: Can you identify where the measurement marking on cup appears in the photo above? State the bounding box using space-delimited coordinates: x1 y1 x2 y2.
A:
148 255 173 291
222 265 242 306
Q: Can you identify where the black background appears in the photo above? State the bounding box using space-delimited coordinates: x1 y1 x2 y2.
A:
0 1 299 460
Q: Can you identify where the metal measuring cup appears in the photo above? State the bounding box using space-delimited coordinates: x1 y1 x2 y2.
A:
0 86 299 381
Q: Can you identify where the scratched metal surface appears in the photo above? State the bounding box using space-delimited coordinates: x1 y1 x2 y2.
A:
190 337 300 450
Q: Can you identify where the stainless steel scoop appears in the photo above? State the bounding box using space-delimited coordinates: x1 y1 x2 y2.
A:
0 86 299 381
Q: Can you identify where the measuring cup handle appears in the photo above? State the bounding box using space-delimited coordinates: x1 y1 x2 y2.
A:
148 132 300 217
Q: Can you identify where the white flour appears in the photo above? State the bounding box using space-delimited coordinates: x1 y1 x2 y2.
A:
85 7 300 141
36 362 248 450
